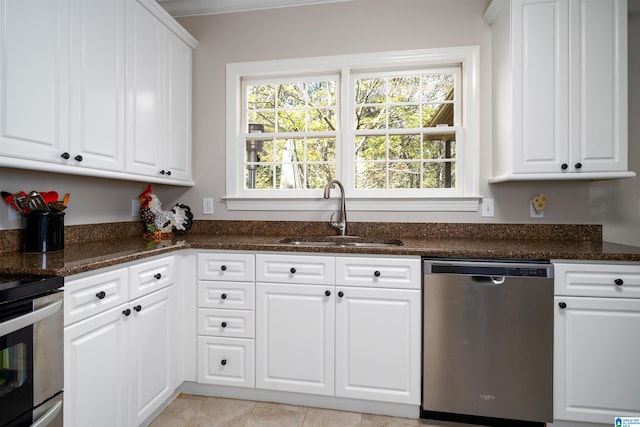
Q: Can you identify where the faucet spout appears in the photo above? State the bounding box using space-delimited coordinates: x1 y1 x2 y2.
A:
323 179 347 236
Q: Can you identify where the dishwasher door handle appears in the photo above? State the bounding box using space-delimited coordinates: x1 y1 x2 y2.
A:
472 275 506 285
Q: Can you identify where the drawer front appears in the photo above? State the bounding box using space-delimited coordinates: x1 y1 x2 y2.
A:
198 308 255 338
554 262 640 297
198 252 255 282
129 255 175 300
197 336 255 387
198 281 255 310
336 256 421 289
65 268 128 326
256 254 334 285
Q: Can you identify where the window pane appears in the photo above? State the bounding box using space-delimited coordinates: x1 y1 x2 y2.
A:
309 108 336 131
423 74 454 102
388 76 420 103
423 103 453 127
355 162 386 189
248 112 275 132
423 161 455 188
389 135 420 160
307 138 336 162
277 110 306 132
388 161 421 189
357 106 386 129
389 105 419 128
423 136 456 160
277 162 304 189
356 135 386 161
248 84 276 109
307 163 336 189
308 81 336 107
252 164 274 189
278 83 306 107
355 78 385 104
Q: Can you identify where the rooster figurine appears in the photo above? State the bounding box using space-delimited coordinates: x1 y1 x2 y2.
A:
138 185 193 238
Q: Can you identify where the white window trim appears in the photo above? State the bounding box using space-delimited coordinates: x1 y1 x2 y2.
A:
225 46 481 212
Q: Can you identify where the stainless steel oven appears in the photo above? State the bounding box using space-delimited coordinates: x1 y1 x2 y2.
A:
0 276 64 427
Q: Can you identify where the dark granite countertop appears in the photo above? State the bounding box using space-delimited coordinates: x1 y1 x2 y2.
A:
2 230 640 277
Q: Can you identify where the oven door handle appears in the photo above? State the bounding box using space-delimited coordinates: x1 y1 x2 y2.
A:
30 399 63 427
0 299 62 336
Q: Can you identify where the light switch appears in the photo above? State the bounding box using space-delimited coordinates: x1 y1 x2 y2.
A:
203 198 214 215
481 198 495 217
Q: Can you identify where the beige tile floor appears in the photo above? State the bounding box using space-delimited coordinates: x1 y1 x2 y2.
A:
149 394 476 427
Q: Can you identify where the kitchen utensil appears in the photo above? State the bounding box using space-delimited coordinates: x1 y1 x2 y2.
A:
26 191 50 212
62 193 70 206
1 191 21 212
48 201 67 212
40 191 59 205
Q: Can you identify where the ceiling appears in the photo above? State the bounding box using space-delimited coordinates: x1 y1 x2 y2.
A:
156 0 354 17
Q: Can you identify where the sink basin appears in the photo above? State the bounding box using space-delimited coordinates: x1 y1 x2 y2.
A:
278 236 403 247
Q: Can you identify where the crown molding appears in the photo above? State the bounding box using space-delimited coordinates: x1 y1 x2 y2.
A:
156 0 353 17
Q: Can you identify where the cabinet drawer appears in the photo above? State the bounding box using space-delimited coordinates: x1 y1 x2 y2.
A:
65 268 128 326
129 255 174 300
256 254 334 285
198 308 254 338
198 252 255 282
198 281 255 310
197 336 255 387
336 257 421 289
554 262 640 298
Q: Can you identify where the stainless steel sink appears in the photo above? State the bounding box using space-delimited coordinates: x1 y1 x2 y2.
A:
278 236 403 247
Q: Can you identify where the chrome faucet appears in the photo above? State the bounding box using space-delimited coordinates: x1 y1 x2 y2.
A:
323 179 347 236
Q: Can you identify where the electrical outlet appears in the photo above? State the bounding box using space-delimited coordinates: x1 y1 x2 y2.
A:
8 205 18 221
481 198 495 217
203 198 214 215
530 202 544 218
131 199 140 217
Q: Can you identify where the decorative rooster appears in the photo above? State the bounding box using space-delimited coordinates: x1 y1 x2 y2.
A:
138 185 193 238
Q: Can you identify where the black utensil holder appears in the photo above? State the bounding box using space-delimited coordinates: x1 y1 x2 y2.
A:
21 212 65 252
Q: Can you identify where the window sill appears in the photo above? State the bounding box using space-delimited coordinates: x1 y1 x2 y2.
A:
223 196 482 212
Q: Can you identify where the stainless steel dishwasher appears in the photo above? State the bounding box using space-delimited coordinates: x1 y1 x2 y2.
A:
422 259 553 426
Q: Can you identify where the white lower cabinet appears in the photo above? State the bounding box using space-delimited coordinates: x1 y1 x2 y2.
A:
255 282 335 395
64 256 179 427
553 262 640 426
64 301 129 427
196 252 256 388
335 287 421 404
254 254 422 405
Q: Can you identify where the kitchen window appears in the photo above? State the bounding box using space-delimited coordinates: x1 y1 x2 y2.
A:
225 47 480 211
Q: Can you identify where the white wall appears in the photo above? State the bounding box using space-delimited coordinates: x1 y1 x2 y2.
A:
0 0 629 236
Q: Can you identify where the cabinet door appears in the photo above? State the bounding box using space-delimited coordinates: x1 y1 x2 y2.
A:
69 0 125 171
0 0 69 162
512 0 569 174
255 283 334 395
569 0 627 173
128 286 175 426
554 296 640 423
64 304 129 427
164 30 192 181
125 0 165 178
335 287 421 404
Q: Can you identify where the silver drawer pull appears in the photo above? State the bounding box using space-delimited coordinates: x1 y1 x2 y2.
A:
30 399 63 427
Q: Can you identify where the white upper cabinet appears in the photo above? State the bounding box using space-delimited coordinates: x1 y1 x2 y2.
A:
69 0 126 171
125 0 193 182
485 0 634 182
0 0 197 185
0 0 69 162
